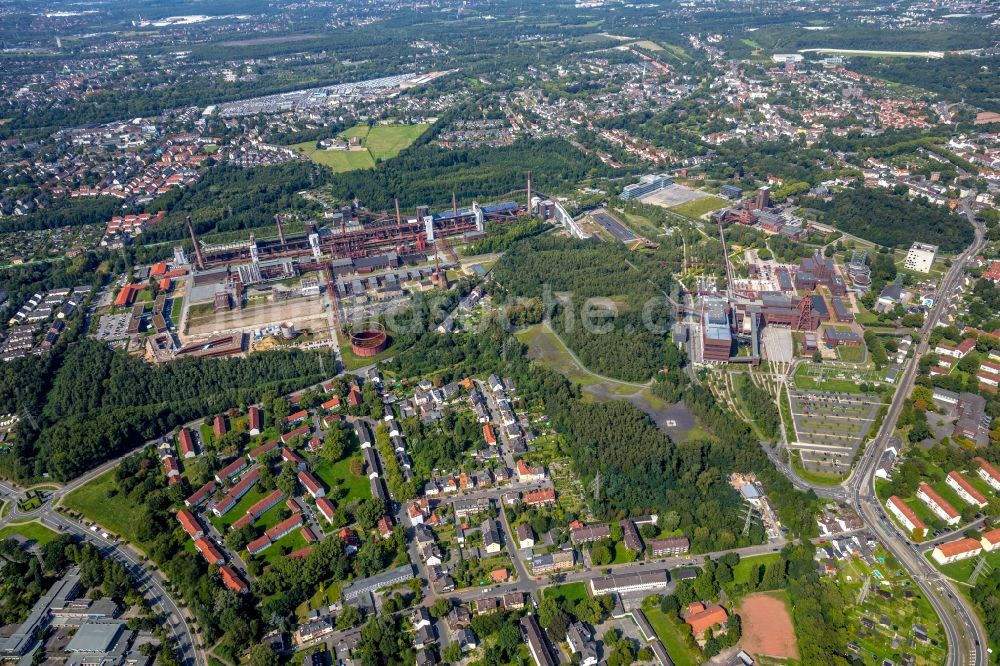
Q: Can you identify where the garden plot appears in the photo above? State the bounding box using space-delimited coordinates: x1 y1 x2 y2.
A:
788 390 882 475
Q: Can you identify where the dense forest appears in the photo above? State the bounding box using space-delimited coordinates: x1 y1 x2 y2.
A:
323 137 618 211
804 187 973 251
0 197 121 234
488 236 684 382
4 340 332 481
139 162 325 244
851 55 1000 114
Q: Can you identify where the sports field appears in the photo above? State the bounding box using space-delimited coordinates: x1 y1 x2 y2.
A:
288 142 375 172
289 123 429 172
738 591 799 661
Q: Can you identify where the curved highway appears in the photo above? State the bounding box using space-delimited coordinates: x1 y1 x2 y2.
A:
843 214 989 666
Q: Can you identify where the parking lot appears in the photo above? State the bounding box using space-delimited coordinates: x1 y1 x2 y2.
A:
640 183 710 208
590 210 638 243
94 314 131 341
761 325 793 363
788 390 882 474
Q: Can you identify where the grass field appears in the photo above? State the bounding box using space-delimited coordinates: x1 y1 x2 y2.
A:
62 469 147 544
313 455 371 504
836 344 866 363
289 142 375 172
0 521 59 545
542 581 589 605
515 323 646 396
364 124 430 160
669 195 729 219
643 606 700 666
731 553 781 588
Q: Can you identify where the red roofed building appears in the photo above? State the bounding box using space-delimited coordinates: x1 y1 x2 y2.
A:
281 425 310 444
298 470 325 498
301 526 317 543
248 406 262 436
248 440 279 461
213 415 228 438
219 565 248 593
338 527 358 546
159 278 171 292
266 514 303 541
932 537 982 565
114 284 141 308
523 487 556 507
316 497 336 524
195 538 225 566
178 428 196 458
247 535 271 555
685 603 728 637
239 490 285 526
281 447 306 470
917 483 960 525
946 471 988 508
151 261 168 277
176 510 203 539
288 547 312 559
286 410 309 425
483 424 497 446
185 481 215 508
163 455 180 478
321 396 341 411
980 528 1000 552
984 260 1000 282
378 515 393 539
215 458 247 483
232 513 254 530
886 496 926 534
975 457 1000 491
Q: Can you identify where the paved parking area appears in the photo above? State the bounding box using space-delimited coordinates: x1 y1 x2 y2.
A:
640 183 710 208
762 326 793 363
788 390 882 474
94 314 131 341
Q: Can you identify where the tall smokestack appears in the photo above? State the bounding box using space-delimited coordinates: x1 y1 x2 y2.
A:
275 214 286 246
526 171 532 213
452 192 457 216
395 198 402 228
186 216 205 271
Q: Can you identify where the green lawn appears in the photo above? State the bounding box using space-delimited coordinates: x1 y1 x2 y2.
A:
668 195 729 219
62 469 149 544
253 528 310 568
313 455 371 504
793 364 886 394
731 553 781 587
207 485 271 531
364 124 430 160
836 343 866 363
288 142 375 172
0 521 59 545
543 581 589 605
642 607 700 666
339 125 371 140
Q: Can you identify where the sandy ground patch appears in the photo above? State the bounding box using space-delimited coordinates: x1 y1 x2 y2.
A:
738 592 799 661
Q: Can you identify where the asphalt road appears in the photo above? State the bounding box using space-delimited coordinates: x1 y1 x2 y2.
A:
843 213 989 666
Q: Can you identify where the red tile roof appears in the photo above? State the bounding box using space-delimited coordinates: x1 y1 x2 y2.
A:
948 471 987 505
186 481 216 507
195 537 225 565
298 470 324 496
686 604 728 635
888 496 926 531
219 565 247 593
935 537 981 558
919 483 959 518
176 510 202 538
975 457 1000 483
